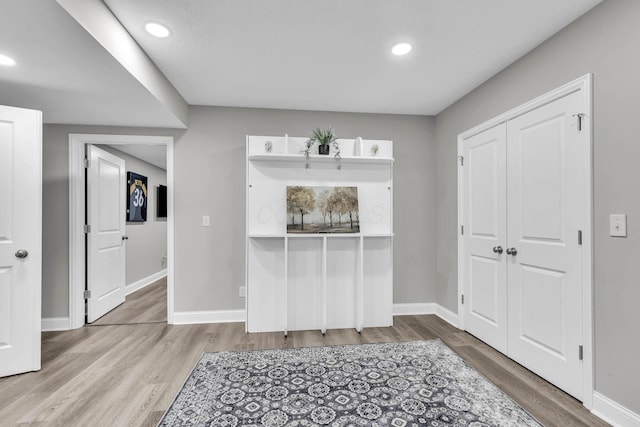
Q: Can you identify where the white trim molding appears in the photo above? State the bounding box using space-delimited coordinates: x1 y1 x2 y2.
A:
592 392 640 427
393 303 433 316
173 310 246 325
126 270 167 296
69 134 175 329
42 317 70 331
393 303 459 327
434 305 458 327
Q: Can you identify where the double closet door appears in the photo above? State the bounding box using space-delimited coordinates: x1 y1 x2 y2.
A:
462 91 585 400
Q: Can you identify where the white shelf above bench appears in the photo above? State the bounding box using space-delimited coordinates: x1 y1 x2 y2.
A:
248 154 394 165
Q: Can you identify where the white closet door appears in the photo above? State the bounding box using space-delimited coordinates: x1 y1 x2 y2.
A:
506 91 584 399
462 124 508 354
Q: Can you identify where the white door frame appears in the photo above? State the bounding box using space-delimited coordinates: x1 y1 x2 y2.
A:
69 134 175 328
457 74 594 408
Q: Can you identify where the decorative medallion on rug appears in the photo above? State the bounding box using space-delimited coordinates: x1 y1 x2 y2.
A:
159 340 541 426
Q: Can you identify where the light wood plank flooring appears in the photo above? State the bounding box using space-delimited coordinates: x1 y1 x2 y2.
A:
0 313 608 426
91 277 167 326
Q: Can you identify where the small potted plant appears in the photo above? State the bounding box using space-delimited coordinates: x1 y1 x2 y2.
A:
304 127 341 168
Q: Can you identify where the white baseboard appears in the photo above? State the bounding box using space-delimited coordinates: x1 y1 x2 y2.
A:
171 304 459 328
42 317 70 331
125 269 167 296
173 309 245 325
393 303 435 316
393 303 459 327
592 392 640 427
434 304 458 327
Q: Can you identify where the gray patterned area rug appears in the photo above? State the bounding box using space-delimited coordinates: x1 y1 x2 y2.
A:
159 340 541 426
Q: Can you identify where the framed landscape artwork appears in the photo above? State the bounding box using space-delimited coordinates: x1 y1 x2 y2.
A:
287 186 359 233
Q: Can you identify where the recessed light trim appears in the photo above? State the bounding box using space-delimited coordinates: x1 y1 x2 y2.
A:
0 53 16 66
145 22 171 38
392 43 412 56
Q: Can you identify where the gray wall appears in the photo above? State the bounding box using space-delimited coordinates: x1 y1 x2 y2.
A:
434 0 640 412
42 112 436 317
174 107 436 311
41 124 183 318
99 146 167 286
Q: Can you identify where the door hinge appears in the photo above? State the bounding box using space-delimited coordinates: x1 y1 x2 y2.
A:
573 113 586 131
461 294 465 304
578 230 583 245
461 225 464 235
84 289 91 299
83 224 91 233
83 157 90 168
578 345 583 361
458 155 464 166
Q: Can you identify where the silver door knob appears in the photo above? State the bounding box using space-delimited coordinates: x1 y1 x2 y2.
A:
15 249 29 258
506 247 518 256
492 246 503 254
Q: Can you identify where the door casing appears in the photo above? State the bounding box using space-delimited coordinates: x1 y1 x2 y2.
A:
457 74 593 408
69 134 174 328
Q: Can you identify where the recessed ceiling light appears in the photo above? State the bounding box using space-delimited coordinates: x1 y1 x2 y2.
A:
145 22 171 38
392 43 412 56
0 53 16 66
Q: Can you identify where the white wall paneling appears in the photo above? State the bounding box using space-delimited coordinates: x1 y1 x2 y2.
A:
246 135 393 334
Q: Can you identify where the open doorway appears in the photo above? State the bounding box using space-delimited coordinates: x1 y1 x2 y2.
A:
89 143 168 325
68 134 175 330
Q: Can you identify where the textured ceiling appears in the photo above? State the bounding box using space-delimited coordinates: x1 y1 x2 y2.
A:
104 0 602 116
0 0 601 128
0 0 184 127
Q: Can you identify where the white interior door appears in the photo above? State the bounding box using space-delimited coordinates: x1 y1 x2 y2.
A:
86 145 126 323
462 124 508 354
506 91 584 399
0 105 42 377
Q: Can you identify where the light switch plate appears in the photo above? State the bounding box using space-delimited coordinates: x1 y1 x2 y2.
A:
609 214 627 237
202 215 210 227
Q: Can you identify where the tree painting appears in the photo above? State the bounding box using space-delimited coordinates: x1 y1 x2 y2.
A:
287 186 316 230
287 186 359 234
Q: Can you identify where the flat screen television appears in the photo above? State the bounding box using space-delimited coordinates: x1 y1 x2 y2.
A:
157 185 167 218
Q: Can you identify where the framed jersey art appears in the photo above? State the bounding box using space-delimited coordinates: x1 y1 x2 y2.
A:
127 171 147 222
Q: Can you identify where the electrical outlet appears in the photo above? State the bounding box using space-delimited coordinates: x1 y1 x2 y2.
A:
239 286 246 297
610 214 627 237
202 215 210 227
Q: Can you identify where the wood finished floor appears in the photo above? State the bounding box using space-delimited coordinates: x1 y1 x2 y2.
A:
91 277 167 326
0 284 608 426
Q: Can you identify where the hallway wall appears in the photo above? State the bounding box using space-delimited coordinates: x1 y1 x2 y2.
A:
100 145 167 287
42 110 435 318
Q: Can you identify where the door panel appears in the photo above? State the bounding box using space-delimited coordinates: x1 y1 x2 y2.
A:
469 256 500 325
0 106 42 377
506 91 583 399
519 117 565 240
463 124 507 354
519 265 566 356
87 145 126 323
